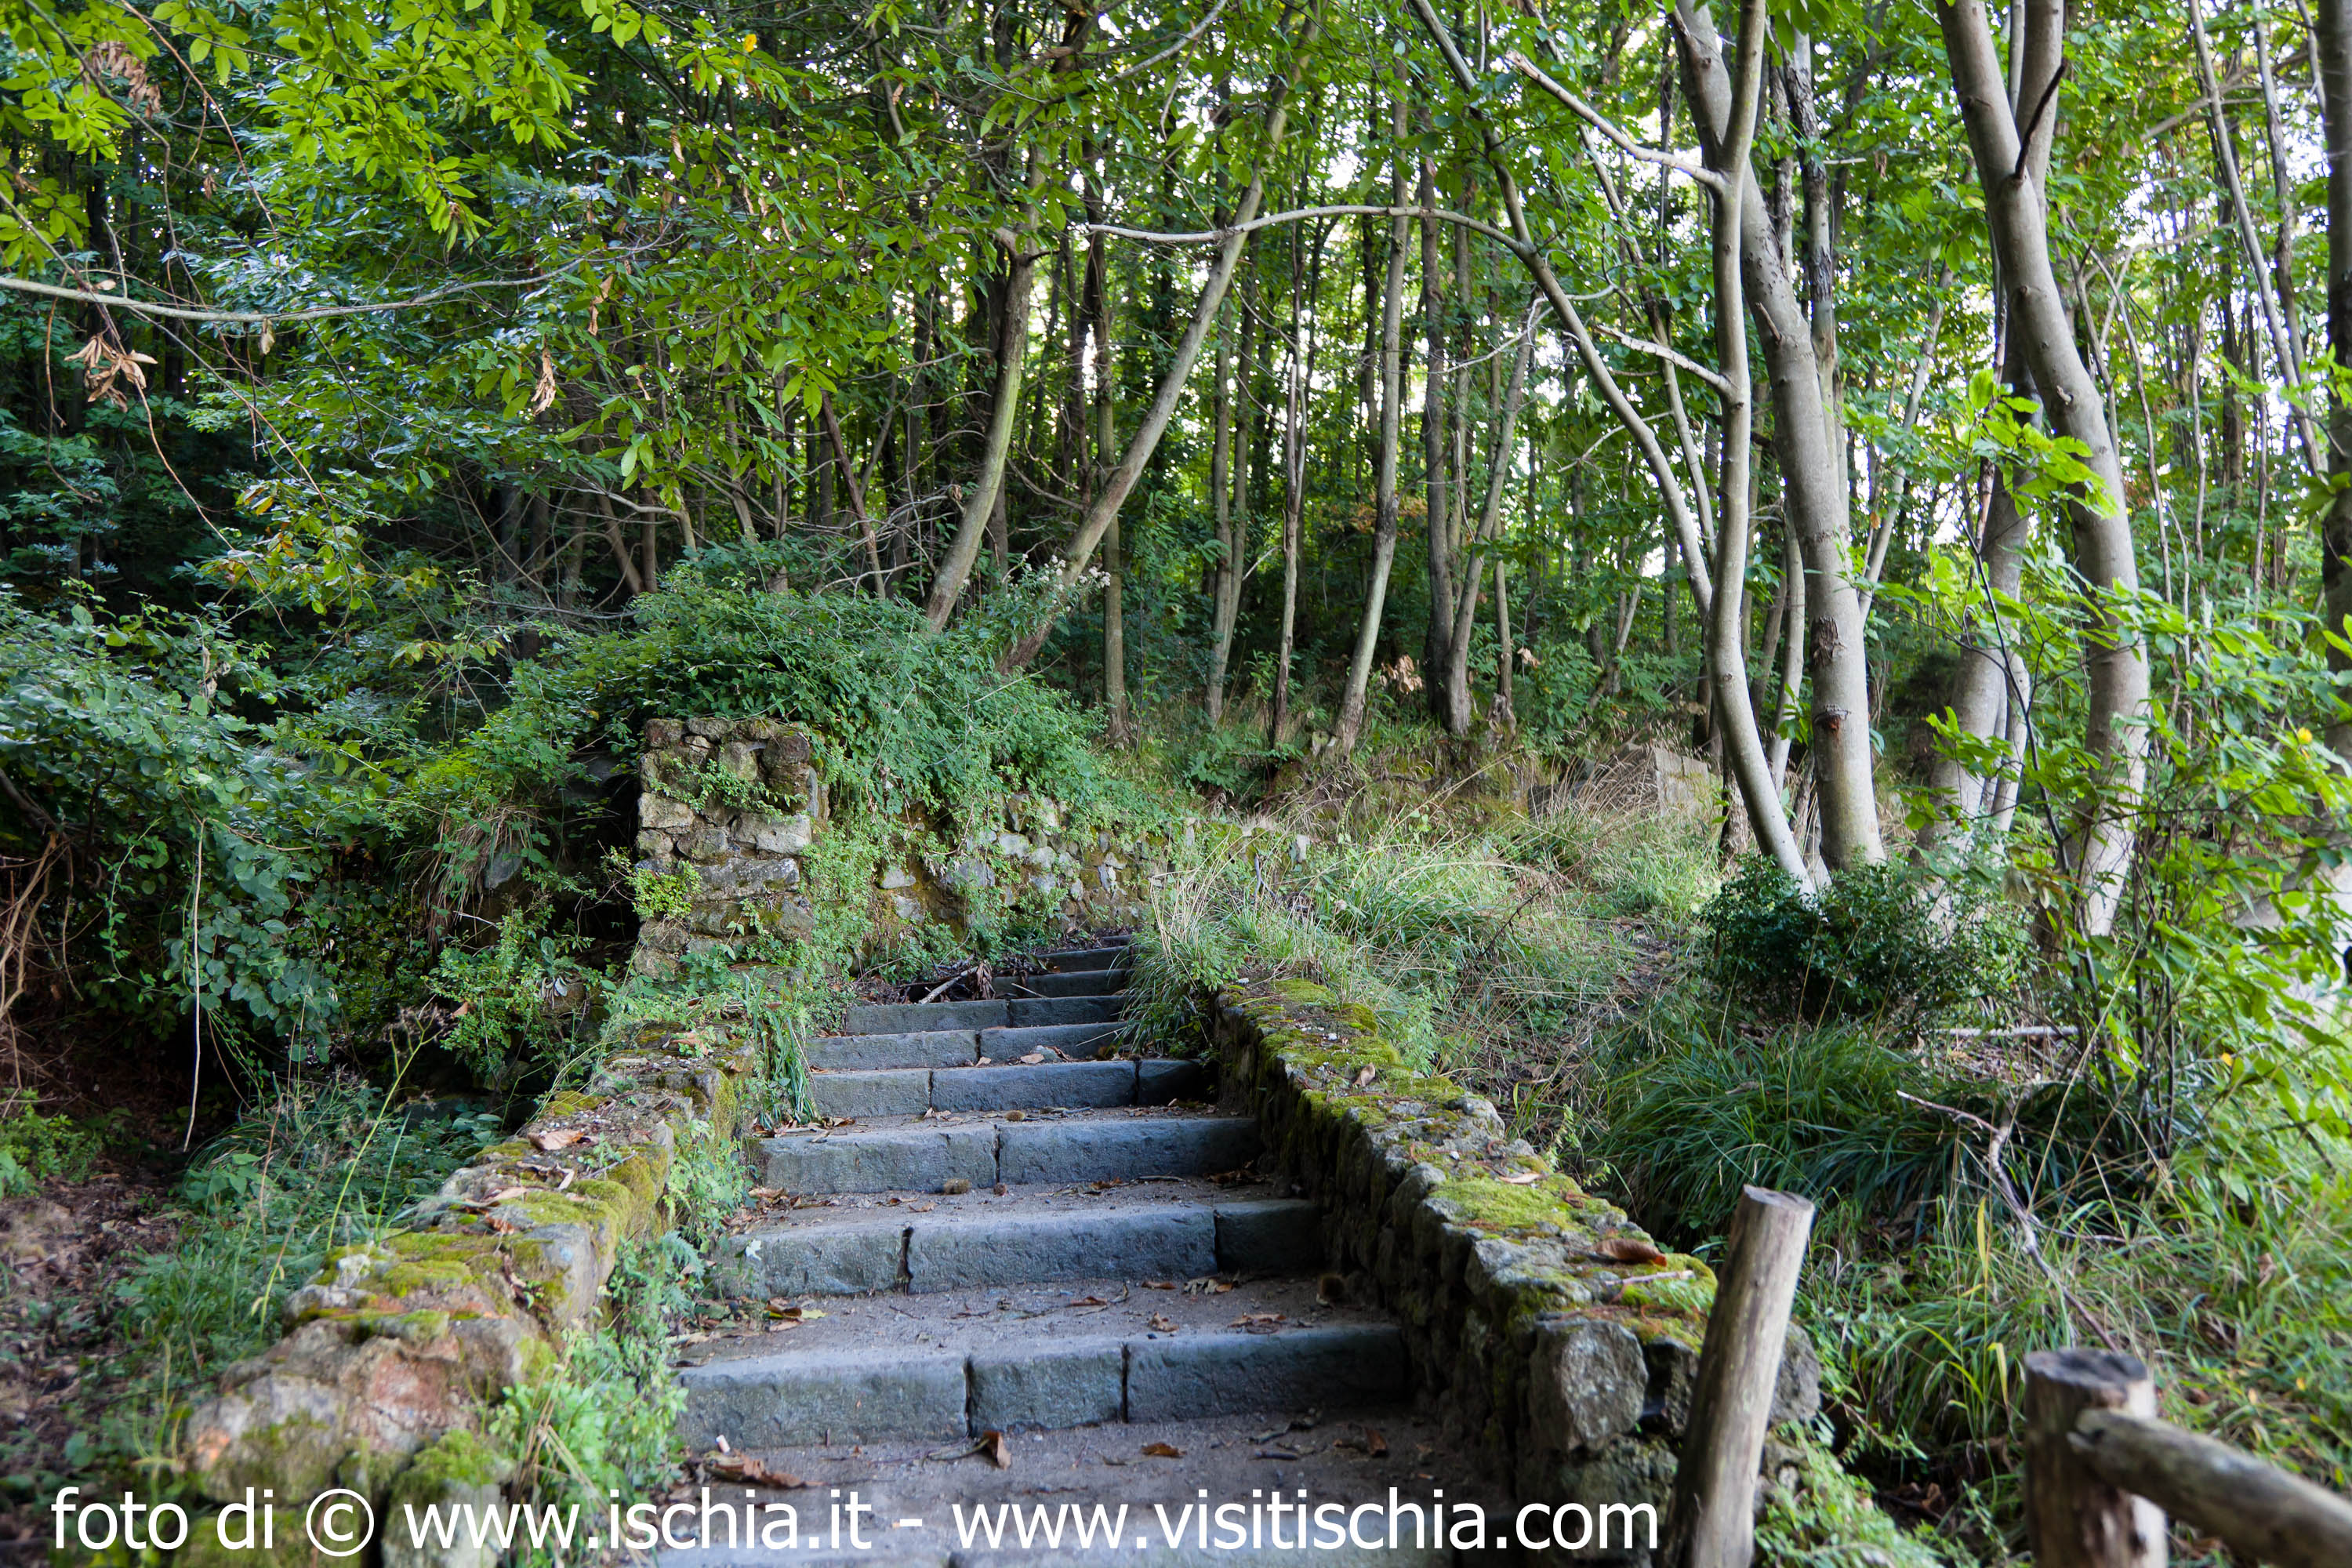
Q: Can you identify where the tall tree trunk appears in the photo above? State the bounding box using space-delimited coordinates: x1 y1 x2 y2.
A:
1939 0 2151 933
820 392 887 592
1443 307 1536 735
1002 15 1310 672
1334 74 1414 751
1673 0 1882 871
1206 255 1237 720
2321 0 2352 755
1083 163 1129 742
1270 223 1318 747
1419 158 1453 715
1765 516 1806 786
2191 0 2321 468
926 220 1038 630
1493 557 1515 729
1693 0 1816 888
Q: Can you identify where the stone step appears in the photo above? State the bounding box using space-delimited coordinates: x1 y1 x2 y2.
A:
846 999 1007 1035
755 1112 1259 1195
651 1406 1468 1568
681 1319 1407 1448
1036 944 1130 971
1003 968 1131 998
807 1029 979 1072
840 993 1132 1036
1007 996 1125 1028
805 1059 1208 1120
712 1197 1323 1298
978 1021 1126 1061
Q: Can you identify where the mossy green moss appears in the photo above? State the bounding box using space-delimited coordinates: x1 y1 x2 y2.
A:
397 1427 516 1492
1431 1174 1595 1236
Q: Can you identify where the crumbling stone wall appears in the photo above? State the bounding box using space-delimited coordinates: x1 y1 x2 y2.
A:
1209 982 1820 1560
629 717 1177 974
181 1029 758 1548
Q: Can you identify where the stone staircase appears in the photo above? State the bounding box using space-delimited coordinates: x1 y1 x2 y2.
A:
668 938 1480 1565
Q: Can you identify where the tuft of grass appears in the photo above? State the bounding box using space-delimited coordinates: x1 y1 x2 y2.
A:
1131 800 1711 1151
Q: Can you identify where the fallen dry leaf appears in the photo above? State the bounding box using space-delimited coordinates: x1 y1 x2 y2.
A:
1068 1295 1109 1307
1142 1279 1176 1290
982 1429 1011 1469
940 1178 972 1195
1018 1052 1046 1065
1497 1171 1543 1185
1182 1276 1235 1294
1141 1442 1184 1459
1231 1312 1286 1329
1337 1427 1389 1457
1596 1235 1668 1265
1148 1314 1178 1332
529 1127 587 1152
909 1201 936 1213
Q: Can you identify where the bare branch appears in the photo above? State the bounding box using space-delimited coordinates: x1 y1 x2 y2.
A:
1508 52 1722 190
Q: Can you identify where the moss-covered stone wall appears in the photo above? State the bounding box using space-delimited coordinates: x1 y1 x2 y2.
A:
1209 980 1822 1556
180 1027 757 1528
630 717 1177 974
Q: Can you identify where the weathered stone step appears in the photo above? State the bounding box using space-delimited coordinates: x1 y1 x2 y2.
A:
807 1029 980 1071
1004 967 1131 998
846 998 1007 1034
712 1197 1322 1297
756 1112 1258 1194
844 994 1129 1035
805 1058 1207 1120
680 1322 1406 1447
978 1021 1126 1060
652 1405 1469 1568
1036 943 1130 971
1008 995 1125 1027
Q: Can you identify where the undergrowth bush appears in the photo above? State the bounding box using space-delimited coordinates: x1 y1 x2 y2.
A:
0 1094 110 1196
1700 858 2025 1025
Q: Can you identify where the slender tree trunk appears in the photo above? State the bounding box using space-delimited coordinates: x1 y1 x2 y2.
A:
1003 16 1309 671
1335 75 1413 750
2321 0 2352 754
1420 158 1453 714
1082 165 1129 742
821 391 887 592
1206 256 1237 720
2191 0 2321 469
1674 0 1882 870
1939 0 2151 933
1766 516 1807 786
1270 223 1317 747
597 493 645 596
1696 0 1816 887
1443 309 1536 734
1493 557 1515 728
927 222 1039 629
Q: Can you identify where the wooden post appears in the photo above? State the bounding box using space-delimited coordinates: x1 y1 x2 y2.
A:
2024 1349 2166 1568
1661 1185 1815 1568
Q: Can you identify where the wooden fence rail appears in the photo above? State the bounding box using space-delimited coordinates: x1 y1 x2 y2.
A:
2025 1348 2352 1568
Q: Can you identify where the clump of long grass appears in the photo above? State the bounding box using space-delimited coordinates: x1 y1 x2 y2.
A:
1578 988 2352 1563
1131 800 1715 1149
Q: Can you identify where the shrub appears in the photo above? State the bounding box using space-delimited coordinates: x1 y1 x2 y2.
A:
1700 858 2024 1025
0 1094 108 1196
